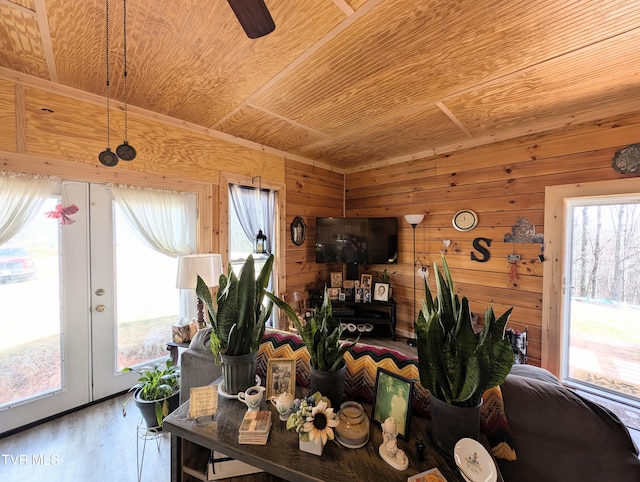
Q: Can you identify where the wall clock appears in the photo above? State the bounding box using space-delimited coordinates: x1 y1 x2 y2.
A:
452 209 478 232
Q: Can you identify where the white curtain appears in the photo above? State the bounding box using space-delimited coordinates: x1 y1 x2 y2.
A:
110 184 197 321
0 171 58 246
229 183 277 326
229 184 276 254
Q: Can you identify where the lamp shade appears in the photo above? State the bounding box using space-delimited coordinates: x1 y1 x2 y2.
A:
404 214 425 226
176 254 224 289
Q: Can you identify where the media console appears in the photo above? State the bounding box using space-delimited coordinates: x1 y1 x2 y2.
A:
329 299 397 340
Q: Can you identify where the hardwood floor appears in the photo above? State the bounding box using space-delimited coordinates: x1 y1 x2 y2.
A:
0 393 171 482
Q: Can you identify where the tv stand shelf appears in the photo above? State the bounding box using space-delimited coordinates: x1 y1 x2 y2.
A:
331 299 397 340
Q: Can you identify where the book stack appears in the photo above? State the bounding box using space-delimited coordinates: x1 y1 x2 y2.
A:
238 410 272 445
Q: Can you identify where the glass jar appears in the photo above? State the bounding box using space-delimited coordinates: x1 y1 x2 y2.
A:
335 401 369 449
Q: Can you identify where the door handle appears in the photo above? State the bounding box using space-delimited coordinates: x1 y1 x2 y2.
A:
95 304 105 312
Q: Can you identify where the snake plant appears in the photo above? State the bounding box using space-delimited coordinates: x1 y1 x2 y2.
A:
196 254 274 360
415 256 514 407
267 287 358 372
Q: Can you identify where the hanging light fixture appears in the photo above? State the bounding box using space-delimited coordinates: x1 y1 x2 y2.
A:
98 0 136 167
404 214 424 347
116 0 136 161
98 0 118 167
252 176 267 254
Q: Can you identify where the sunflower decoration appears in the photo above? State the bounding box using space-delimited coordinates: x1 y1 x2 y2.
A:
304 399 339 444
287 392 339 443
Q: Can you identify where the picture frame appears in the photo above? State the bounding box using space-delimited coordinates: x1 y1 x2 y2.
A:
328 287 341 300
290 216 306 246
373 282 390 302
330 272 343 288
360 274 372 289
371 368 414 440
266 358 296 399
362 288 371 303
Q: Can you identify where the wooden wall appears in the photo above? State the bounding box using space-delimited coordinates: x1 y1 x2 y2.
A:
345 111 640 368
283 159 344 296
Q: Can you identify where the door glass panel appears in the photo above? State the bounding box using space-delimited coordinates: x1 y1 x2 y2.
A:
114 203 179 370
0 197 61 408
566 201 640 404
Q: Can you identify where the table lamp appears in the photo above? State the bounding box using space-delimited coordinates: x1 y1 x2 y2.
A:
176 254 224 328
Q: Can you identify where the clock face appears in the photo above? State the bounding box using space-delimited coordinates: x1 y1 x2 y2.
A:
452 210 478 232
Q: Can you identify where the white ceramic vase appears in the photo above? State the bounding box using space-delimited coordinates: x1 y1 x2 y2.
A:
299 436 324 456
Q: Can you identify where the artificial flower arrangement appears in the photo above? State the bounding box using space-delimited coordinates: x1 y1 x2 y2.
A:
286 392 339 444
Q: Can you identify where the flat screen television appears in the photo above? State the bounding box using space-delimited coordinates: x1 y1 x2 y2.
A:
315 217 398 264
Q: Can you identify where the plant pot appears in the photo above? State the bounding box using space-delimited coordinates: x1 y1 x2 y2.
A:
429 394 482 457
309 364 345 409
134 390 180 429
220 351 258 396
299 435 325 456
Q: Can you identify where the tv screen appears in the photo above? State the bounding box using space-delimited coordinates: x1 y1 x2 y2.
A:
315 217 397 264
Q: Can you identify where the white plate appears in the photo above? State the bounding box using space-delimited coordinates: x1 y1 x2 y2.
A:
453 438 497 482
217 375 261 400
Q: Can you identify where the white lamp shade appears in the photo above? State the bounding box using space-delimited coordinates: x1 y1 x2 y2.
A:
404 214 424 226
176 254 224 289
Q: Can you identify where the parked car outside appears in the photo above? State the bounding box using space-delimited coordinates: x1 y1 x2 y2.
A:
0 247 36 283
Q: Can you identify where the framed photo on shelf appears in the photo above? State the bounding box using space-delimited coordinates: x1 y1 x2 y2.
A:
331 272 343 288
328 287 341 300
362 288 371 303
371 368 414 440
373 282 390 302
360 274 373 289
266 358 296 399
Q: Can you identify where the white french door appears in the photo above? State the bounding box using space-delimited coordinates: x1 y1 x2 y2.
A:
0 181 191 434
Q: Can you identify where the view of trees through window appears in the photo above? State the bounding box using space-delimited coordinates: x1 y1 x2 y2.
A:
567 201 640 403
571 203 640 305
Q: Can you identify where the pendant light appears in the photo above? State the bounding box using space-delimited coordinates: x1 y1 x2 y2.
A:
98 0 118 167
116 0 136 161
252 176 267 254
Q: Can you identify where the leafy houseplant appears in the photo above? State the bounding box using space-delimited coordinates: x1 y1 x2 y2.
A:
415 256 514 408
267 287 358 407
196 254 274 394
122 357 180 427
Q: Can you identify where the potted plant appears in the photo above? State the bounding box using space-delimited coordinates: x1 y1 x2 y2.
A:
122 357 180 428
267 287 358 408
414 256 514 454
196 254 274 395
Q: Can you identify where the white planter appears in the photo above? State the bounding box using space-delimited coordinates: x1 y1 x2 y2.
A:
299 437 324 456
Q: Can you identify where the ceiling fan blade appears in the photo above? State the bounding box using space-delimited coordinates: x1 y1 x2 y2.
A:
227 0 275 39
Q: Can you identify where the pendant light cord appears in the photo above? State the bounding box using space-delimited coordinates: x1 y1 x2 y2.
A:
122 0 129 143
105 0 111 148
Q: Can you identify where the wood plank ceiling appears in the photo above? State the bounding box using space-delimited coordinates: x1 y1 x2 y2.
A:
1 0 639 172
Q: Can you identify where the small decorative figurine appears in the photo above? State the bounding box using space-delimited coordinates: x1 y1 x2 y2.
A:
379 417 409 471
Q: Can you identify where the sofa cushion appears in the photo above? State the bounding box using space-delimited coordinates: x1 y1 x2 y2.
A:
499 367 640 482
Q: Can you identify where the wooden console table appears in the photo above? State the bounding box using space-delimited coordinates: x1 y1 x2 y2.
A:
163 395 471 482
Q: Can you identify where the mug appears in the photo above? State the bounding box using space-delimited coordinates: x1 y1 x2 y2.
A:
237 386 266 411
270 392 295 421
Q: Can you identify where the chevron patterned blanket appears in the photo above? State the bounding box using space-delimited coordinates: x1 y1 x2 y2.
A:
256 330 516 460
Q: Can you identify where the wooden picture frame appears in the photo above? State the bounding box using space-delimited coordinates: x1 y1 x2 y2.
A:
290 216 306 246
330 271 343 288
373 282 390 302
266 358 296 399
371 368 414 440
360 274 372 289
328 287 341 300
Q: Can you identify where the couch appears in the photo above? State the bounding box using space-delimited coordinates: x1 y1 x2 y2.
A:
180 329 640 482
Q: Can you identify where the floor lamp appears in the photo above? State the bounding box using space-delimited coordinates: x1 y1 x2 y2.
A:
176 254 224 329
404 214 424 347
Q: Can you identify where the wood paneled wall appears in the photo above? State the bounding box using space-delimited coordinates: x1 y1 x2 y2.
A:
344 111 640 368
0 78 288 259
283 159 344 296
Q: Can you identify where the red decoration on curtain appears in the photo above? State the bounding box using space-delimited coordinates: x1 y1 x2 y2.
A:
46 203 79 225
